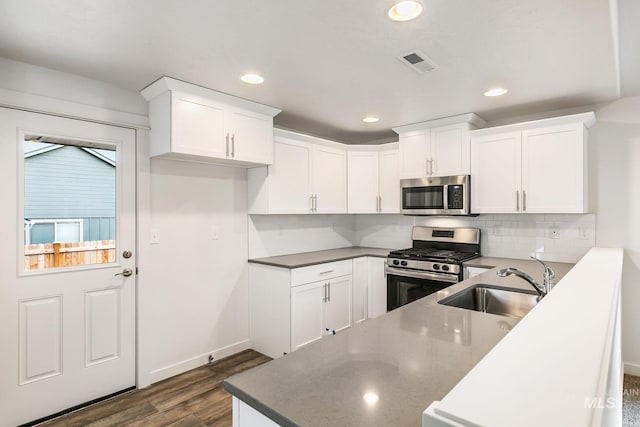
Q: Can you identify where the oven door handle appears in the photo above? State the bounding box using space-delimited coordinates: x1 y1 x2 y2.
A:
385 266 459 283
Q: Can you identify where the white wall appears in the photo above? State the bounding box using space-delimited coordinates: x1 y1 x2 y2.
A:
0 57 147 117
589 97 640 371
138 159 251 385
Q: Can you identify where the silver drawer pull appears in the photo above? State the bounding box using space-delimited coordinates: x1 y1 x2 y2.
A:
319 270 334 275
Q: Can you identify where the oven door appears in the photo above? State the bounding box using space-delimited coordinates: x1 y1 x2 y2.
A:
386 267 459 311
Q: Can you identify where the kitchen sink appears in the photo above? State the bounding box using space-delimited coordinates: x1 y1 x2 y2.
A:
438 285 538 318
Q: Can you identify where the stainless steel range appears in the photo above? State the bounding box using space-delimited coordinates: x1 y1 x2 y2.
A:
386 226 481 311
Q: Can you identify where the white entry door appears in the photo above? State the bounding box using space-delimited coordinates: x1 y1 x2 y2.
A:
0 108 136 426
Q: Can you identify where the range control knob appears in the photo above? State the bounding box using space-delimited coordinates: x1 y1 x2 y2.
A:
441 265 450 272
432 264 440 270
400 261 408 266
393 259 400 266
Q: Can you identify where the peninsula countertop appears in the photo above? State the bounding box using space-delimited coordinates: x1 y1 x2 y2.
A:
225 257 574 427
247 246 393 269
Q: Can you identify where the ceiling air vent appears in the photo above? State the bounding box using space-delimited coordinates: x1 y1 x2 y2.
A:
398 50 438 73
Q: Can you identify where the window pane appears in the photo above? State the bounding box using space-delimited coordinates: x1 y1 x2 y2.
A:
57 222 81 243
30 223 54 244
23 138 116 271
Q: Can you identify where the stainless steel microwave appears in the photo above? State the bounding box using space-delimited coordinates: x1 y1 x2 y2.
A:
401 175 471 215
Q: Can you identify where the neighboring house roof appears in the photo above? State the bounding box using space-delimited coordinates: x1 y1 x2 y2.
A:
23 141 115 166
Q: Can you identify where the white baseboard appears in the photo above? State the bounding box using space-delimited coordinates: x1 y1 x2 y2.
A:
624 362 640 376
146 339 251 386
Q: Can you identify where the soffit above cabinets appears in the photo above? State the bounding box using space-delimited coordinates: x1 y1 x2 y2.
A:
0 0 629 144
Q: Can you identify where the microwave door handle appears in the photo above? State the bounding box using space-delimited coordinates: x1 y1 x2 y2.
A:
443 185 448 211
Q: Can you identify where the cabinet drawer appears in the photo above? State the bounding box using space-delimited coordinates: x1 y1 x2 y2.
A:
291 260 352 286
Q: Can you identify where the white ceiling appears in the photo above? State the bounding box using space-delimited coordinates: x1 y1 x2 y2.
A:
0 0 635 143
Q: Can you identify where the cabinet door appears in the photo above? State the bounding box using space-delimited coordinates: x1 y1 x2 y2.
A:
268 138 312 213
399 131 429 179
367 258 387 319
378 149 400 213
228 109 273 164
347 152 379 213
470 132 522 213
291 282 323 351
522 123 586 213
431 124 470 177
323 276 352 334
352 258 368 324
171 94 227 158
311 145 347 213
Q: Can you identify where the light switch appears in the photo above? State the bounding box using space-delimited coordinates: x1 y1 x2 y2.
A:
150 229 160 244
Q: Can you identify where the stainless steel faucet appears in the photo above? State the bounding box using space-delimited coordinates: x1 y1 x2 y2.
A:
496 256 555 301
530 256 555 292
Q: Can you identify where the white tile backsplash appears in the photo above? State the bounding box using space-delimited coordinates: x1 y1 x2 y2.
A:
248 214 355 258
250 213 596 263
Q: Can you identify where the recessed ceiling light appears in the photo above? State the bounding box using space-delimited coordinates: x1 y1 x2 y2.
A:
240 73 264 85
484 88 508 97
388 1 423 22
363 392 379 405
363 116 380 123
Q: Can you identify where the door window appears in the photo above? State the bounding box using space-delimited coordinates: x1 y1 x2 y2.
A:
22 136 117 272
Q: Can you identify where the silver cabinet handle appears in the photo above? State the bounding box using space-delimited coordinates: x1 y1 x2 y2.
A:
319 269 334 275
327 282 331 302
225 133 230 157
516 190 520 211
523 190 527 212
231 134 235 158
313 194 318 212
430 158 435 176
426 158 429 176
114 268 133 277
310 195 314 212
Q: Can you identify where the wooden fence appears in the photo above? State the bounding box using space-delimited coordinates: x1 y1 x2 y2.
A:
24 240 116 271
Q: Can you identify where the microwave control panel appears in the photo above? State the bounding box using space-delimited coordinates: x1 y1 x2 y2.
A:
448 185 464 210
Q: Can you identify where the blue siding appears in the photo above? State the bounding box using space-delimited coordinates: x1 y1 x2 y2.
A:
24 145 116 242
24 146 115 219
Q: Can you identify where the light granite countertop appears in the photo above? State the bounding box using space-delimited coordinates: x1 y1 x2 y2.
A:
248 246 394 269
225 257 574 426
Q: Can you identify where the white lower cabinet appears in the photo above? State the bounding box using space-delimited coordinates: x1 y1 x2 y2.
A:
290 276 352 351
249 260 352 358
367 257 387 319
352 257 388 323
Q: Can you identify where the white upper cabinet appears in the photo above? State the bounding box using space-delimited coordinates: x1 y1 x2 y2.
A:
470 132 522 213
347 151 379 213
141 77 281 167
378 149 400 213
248 130 347 214
311 145 347 213
398 131 430 179
394 113 486 179
347 145 400 214
470 113 595 214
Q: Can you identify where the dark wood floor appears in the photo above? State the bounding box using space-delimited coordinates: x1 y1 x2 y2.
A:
39 349 271 427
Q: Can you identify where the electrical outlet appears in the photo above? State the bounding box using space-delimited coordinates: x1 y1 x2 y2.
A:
578 225 590 240
150 229 160 244
549 225 560 239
